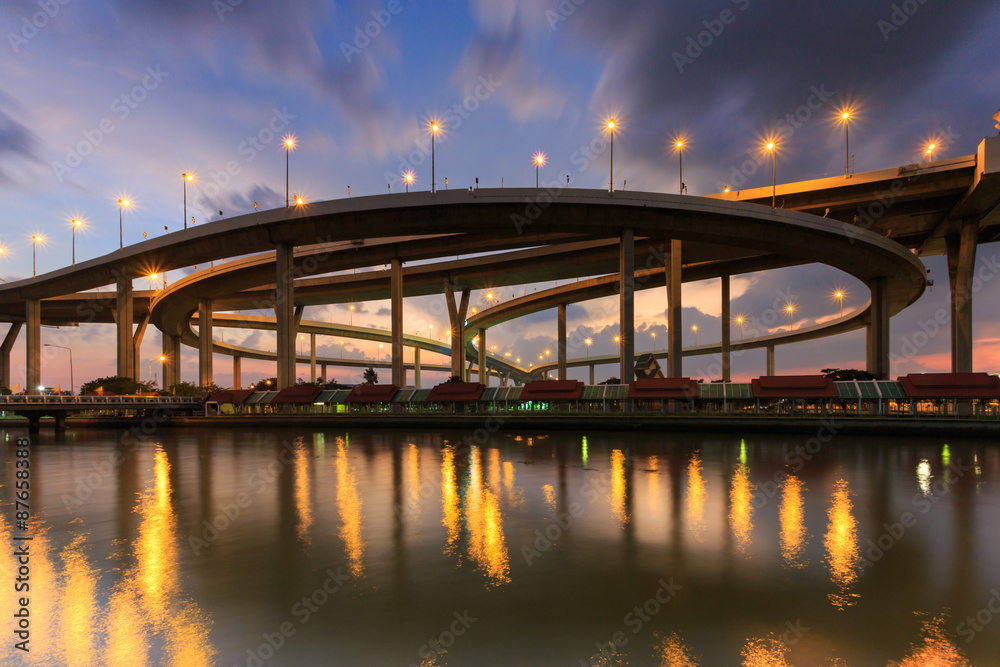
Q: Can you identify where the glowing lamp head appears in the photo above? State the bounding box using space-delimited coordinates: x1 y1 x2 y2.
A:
184 173 194 182
33 235 43 243
676 140 684 149
836 291 844 299
736 316 743 323
159 355 166 362
72 219 82 227
842 112 850 120
786 304 794 313
284 135 296 150
926 143 936 154
403 171 415 185
766 142 776 151
119 199 130 207
295 196 304 205
149 272 157 279
585 338 592 345
430 122 440 134
607 119 616 131
692 325 698 332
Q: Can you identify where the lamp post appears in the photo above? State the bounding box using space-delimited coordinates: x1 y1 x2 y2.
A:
787 304 795 330
32 234 42 277
841 112 851 178
403 171 414 192
43 343 73 395
430 121 440 193
606 118 617 192
926 143 936 162
835 290 845 317
735 315 744 341
182 173 194 229
651 331 656 352
148 273 157 291
675 139 685 194
533 151 546 188
349 304 355 326
585 338 592 357
766 142 777 208
284 135 296 208
118 199 130 249
71 219 82 265
339 341 345 358
692 325 698 346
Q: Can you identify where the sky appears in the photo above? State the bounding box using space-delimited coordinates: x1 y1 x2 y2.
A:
1 0 999 389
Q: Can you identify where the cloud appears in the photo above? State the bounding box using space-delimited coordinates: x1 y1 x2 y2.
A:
0 101 42 185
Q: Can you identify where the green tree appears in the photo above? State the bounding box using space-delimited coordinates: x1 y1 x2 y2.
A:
251 377 278 391
79 375 155 396
164 381 224 397
363 367 379 385
822 368 878 381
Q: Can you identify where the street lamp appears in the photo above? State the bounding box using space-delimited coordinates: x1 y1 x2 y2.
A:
674 138 686 194
182 173 194 229
148 272 157 291
735 315 744 341
32 234 43 277
294 196 304 206
284 134 296 207
834 290 845 317
429 121 441 193
118 199 130 249
925 143 936 162
339 340 345 358
651 331 656 351
765 141 777 208
349 304 355 325
43 343 73 395
786 304 795 330
585 338 592 357
403 170 415 193
533 151 547 188
692 324 698 346
605 118 617 192
71 219 82 265
837 109 852 178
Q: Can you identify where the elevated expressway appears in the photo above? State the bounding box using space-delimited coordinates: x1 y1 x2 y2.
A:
1 136 997 392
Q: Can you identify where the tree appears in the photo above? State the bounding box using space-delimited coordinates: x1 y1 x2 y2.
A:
251 377 277 391
822 368 877 382
599 377 622 385
363 367 379 385
164 381 224 397
79 375 155 396
446 375 464 383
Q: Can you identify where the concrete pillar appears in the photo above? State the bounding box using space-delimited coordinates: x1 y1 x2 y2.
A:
1 322 23 390
414 348 421 388
867 276 890 380
233 355 242 389
620 229 635 382
309 333 317 382
766 345 775 376
321 363 327 384
391 258 404 387
275 242 296 389
478 328 487 385
26 300 41 394
947 218 978 373
199 297 213 387
589 364 595 386
160 334 181 388
666 239 683 378
444 283 470 380
721 274 731 382
558 303 568 381
116 277 134 379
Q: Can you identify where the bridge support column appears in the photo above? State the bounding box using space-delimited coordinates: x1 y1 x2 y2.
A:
558 303 567 381
275 242 296 390
309 333 317 383
721 274 731 382
589 364 595 386
199 298 213 387
26 300 41 394
620 229 635 382
947 217 978 373
444 283 470 380
1 322 23 390
233 355 242 389
478 328 487 385
162 334 180 389
666 239 683 378
766 345 775 376
321 363 327 384
116 277 134 379
413 348 421 388
391 259 404 387
867 276 890 380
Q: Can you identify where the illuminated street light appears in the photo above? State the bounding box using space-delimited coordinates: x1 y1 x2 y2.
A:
71 218 83 265
926 142 936 162
429 121 441 193
349 304 355 325
284 134 296 208
605 118 617 192
182 173 194 229
403 170 415 193
834 289 845 318
585 337 592 357
32 234 43 277
118 198 131 249
339 340 345 358
692 324 698 346
735 315 745 341
294 195 304 206
533 151 547 188
673 138 686 195
765 141 777 208
148 272 157 291
651 331 656 352
786 304 795 330
836 107 853 178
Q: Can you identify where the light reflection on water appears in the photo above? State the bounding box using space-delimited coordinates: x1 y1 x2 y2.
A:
0 428 994 666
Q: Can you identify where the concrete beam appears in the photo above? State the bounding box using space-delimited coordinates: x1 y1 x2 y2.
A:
199 297 213 387
391 258 404 387
558 303 567 381
666 239 682 378
947 218 978 372
26 301 40 394
721 274 731 382
116 277 134 379
620 229 635 382
275 242 295 389
1 322 23 390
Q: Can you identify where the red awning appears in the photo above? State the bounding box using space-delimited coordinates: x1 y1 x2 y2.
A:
272 385 324 404
628 378 698 399
205 389 254 405
899 373 1000 398
520 380 584 401
345 384 400 403
427 382 485 402
750 375 837 399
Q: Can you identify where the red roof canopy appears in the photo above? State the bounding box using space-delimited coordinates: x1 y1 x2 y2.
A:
628 378 698 399
205 389 254 405
272 385 323 404
345 384 399 403
427 382 485 402
520 380 584 401
899 373 1000 398
751 375 837 399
